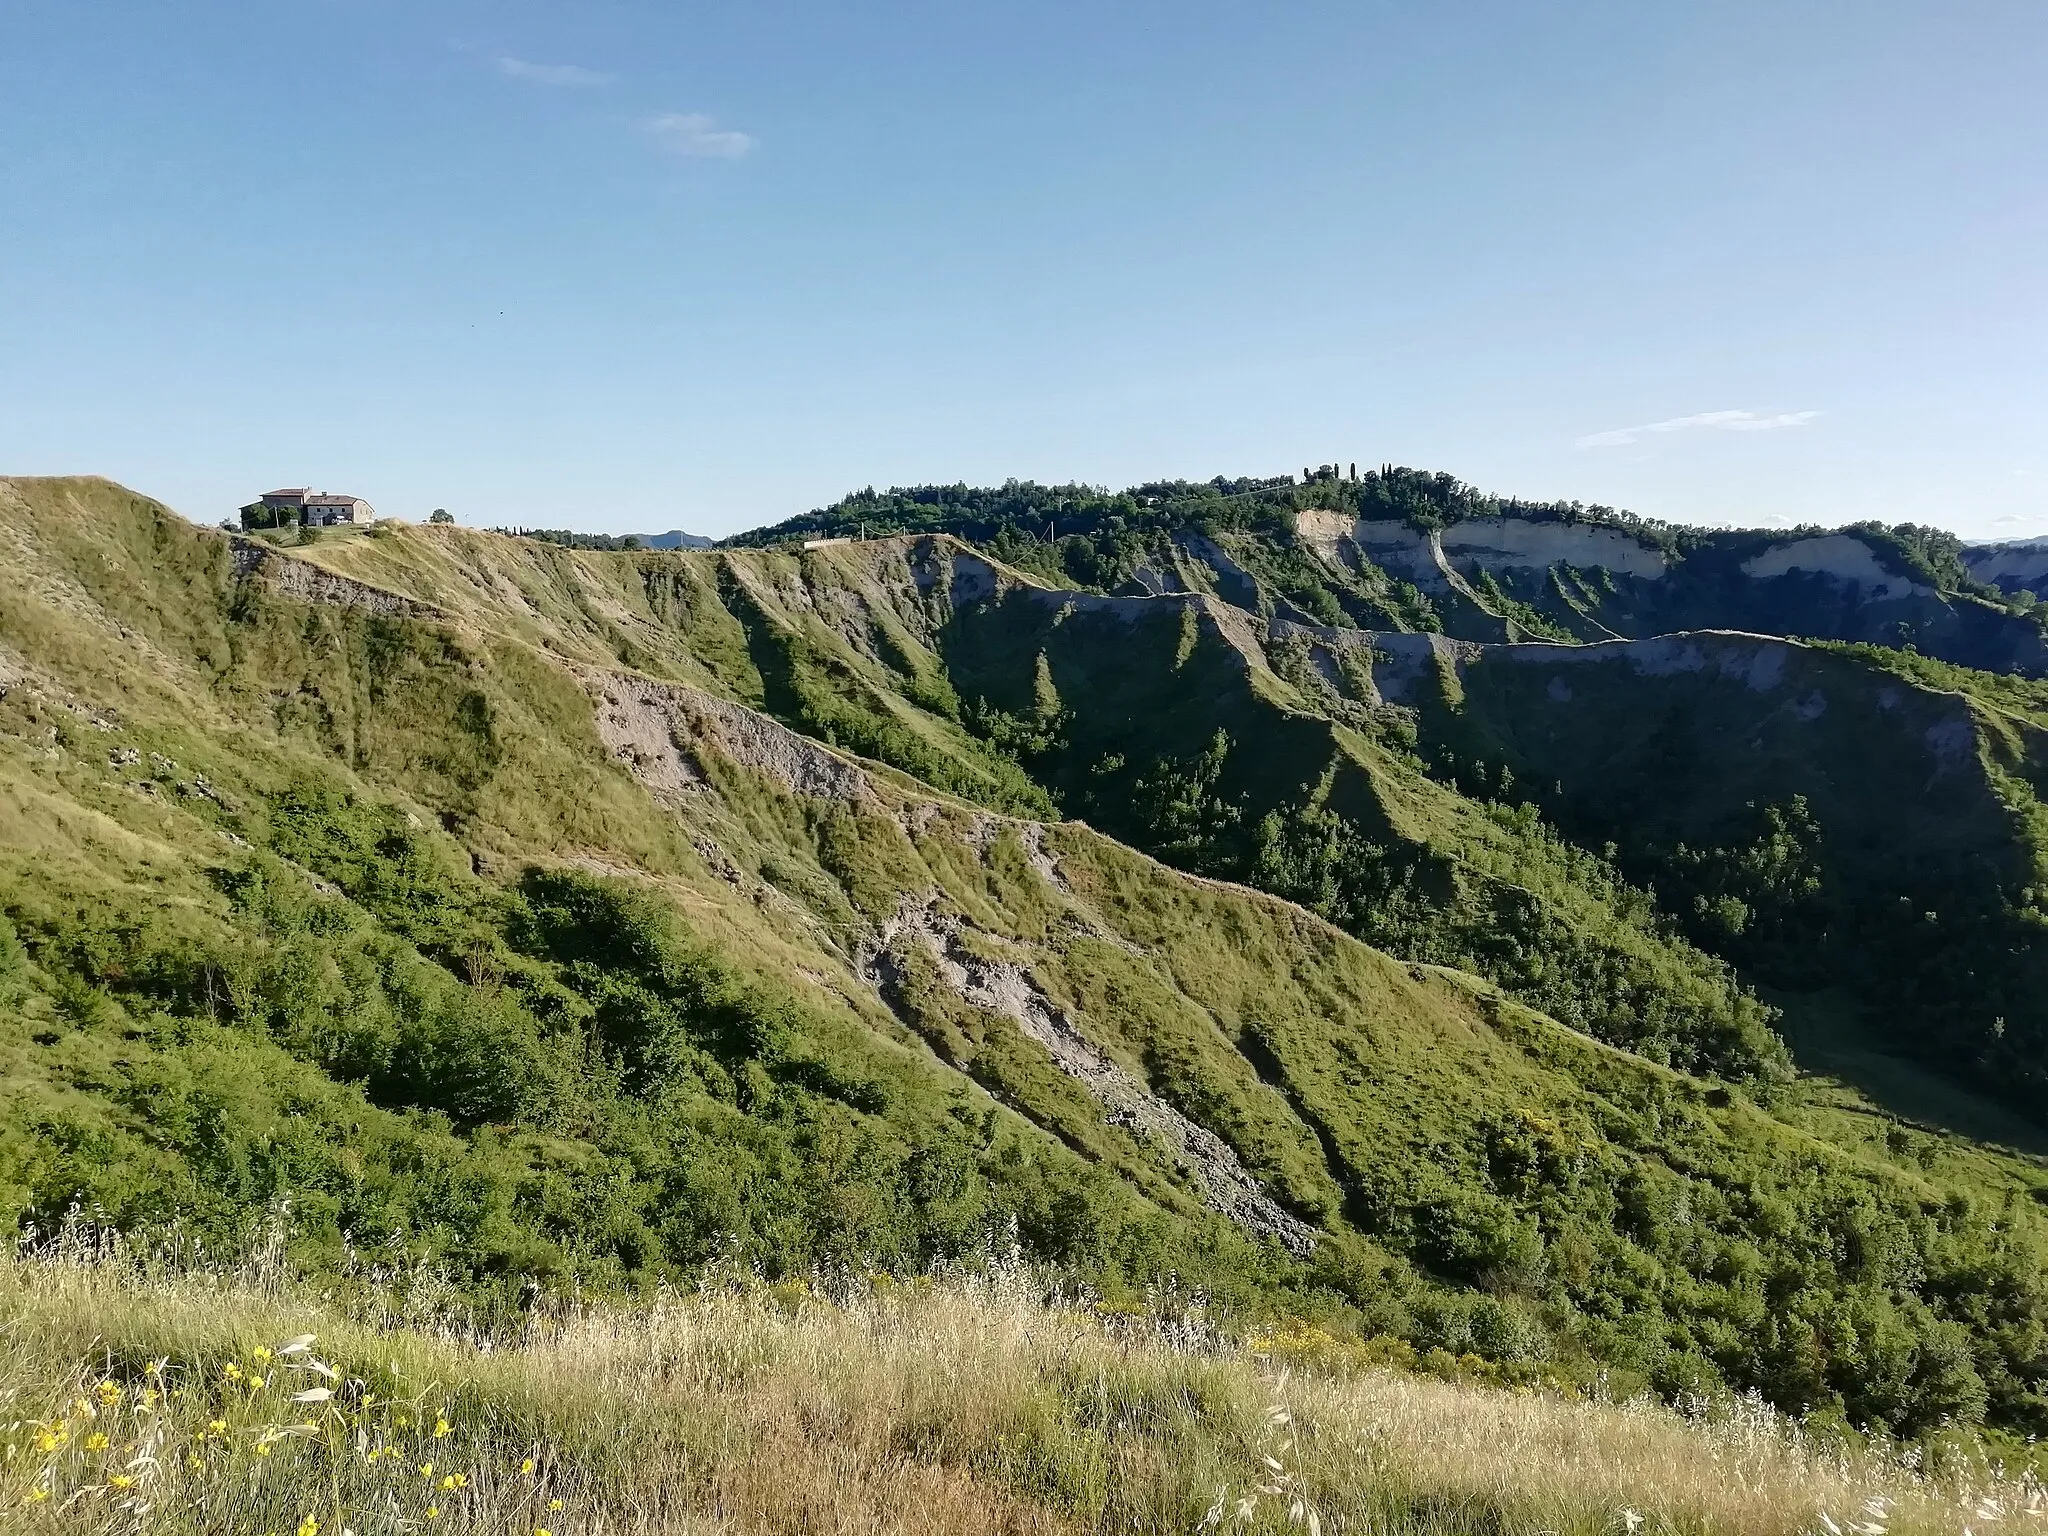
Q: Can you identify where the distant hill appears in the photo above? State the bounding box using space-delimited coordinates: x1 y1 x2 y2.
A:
509 527 714 551
1964 537 2048 599
731 468 2048 674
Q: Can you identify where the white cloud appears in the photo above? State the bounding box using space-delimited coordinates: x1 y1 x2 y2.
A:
1575 409 1821 450
497 56 612 87
646 112 755 159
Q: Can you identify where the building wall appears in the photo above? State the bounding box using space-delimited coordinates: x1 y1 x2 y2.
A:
247 493 373 528
304 501 375 526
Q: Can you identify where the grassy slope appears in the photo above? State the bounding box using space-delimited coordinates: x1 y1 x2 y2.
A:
2 1246 2031 1536
306 525 1786 1078
284 529 2048 1138
928 571 1779 1075
4 481 2048 1437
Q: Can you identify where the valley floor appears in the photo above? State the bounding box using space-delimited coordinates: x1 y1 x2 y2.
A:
0 1242 2032 1536
1770 989 2048 1159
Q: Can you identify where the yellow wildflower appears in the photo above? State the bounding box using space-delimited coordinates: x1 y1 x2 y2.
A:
296 1518 318 1536
419 1463 433 1478
426 1506 440 1521
439 1476 455 1491
520 1457 536 1476
433 1417 451 1439
249 1375 267 1390
84 1431 109 1451
188 1454 204 1470
27 1488 50 1503
109 1474 134 1489
253 1346 274 1362
207 1419 228 1438
140 1389 159 1408
536 1529 552 1536
32 1425 67 1453
256 1443 273 1457
95 1381 122 1406
547 1499 564 1512
224 1363 243 1381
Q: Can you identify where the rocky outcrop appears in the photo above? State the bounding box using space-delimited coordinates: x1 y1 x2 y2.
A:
1266 621 1475 705
1740 536 1927 601
1266 622 1983 769
867 897 1320 1257
920 543 1271 678
1296 512 1441 588
585 670 878 805
1965 544 2048 596
1440 518 1670 579
1172 532 1263 608
1295 511 1670 587
230 539 446 621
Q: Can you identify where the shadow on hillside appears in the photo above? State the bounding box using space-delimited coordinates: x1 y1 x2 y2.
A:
1771 988 2048 1159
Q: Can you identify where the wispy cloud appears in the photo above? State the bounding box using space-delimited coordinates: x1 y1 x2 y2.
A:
1575 409 1821 450
646 112 755 159
497 56 612 87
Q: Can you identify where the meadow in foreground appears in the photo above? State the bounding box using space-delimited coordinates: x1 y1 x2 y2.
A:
5 1235 2041 1536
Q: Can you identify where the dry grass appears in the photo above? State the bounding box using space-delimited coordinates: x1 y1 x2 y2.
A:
0 1243 2034 1536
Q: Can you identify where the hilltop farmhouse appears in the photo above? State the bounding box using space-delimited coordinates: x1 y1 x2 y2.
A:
241 487 376 529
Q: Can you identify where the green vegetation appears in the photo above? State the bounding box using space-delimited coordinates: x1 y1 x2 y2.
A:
935 592 1782 1080
11 1245 2034 1536
507 527 646 550
727 467 1663 553
8 476 2048 1448
237 500 297 532
1380 635 2048 1119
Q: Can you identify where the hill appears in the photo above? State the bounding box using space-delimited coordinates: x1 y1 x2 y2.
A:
729 469 2048 673
5 477 2048 1441
308 503 2048 1118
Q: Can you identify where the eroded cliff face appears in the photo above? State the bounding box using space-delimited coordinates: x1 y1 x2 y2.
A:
1298 510 1671 588
1966 542 2048 597
1294 508 2048 673
1737 535 1929 600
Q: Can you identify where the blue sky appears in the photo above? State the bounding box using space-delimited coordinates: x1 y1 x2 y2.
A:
2 1 2042 539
